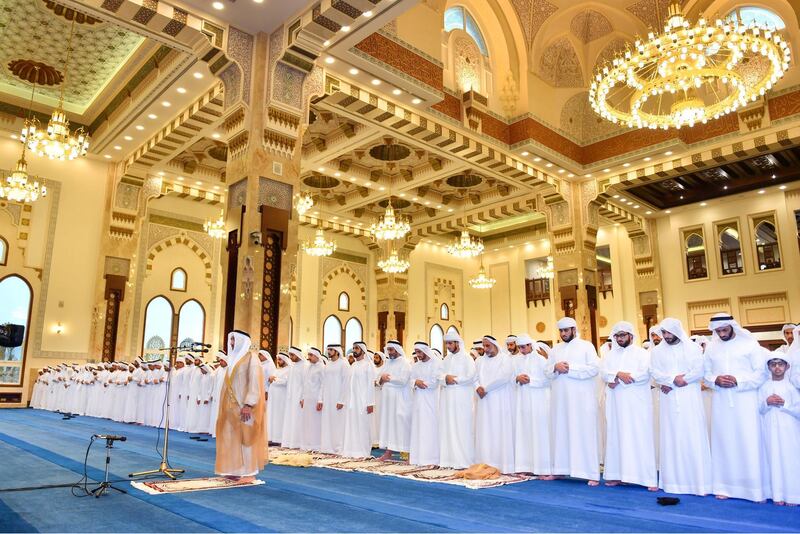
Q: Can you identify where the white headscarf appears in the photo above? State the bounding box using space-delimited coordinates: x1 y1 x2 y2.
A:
413 341 435 361
326 344 343 359
505 335 517 344
226 330 252 373
384 340 405 359
482 335 505 355
787 325 800 356
780 324 795 345
277 352 293 366
556 317 579 337
516 333 534 347
307 347 324 364
609 321 637 350
659 317 691 345
648 325 662 341
472 339 483 349
353 341 368 354
707 313 756 344
216 350 228 363
288 346 304 360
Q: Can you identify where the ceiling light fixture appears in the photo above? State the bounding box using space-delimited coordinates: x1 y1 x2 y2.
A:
378 247 410 274
212 1 224 10
302 226 336 257
204 210 226 239
469 256 496 289
590 2 790 130
349 68 359 75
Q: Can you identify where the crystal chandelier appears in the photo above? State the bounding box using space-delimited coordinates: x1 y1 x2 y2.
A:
294 191 313 216
469 258 495 289
302 227 336 257
447 229 484 258
0 151 46 204
369 200 410 241
204 210 226 239
2 81 46 204
21 20 89 160
378 248 410 274
536 256 554 279
589 2 791 130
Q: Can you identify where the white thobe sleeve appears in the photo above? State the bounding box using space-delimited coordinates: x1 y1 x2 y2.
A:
630 350 651 384
365 370 376 407
683 349 705 384
780 386 800 419
338 366 351 405
569 345 600 379
650 353 673 386
483 358 515 393
703 354 720 390
452 357 477 385
734 348 769 392
600 355 617 384
387 361 411 386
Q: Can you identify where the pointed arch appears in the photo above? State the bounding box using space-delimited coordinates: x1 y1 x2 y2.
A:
146 234 213 284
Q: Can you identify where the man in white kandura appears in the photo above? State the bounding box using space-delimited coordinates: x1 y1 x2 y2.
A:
319 344 350 454
377 340 412 461
704 313 769 502
340 342 375 458
650 318 711 495
513 334 554 478
601 321 657 490
773 324 795 354
300 347 325 452
438 332 476 469
550 317 601 485
281 346 306 449
474 335 515 474
409 341 441 466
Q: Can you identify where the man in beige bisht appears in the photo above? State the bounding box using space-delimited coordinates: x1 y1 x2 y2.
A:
215 330 266 482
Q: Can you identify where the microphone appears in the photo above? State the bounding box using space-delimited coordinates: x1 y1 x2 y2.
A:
194 348 210 353
192 343 212 348
94 434 127 442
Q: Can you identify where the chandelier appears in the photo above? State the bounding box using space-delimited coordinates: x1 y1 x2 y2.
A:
469 259 495 289
204 210 226 239
447 229 484 258
0 151 46 204
302 227 336 257
589 2 791 130
294 191 313 216
378 248 410 274
369 200 410 241
21 20 89 160
536 256 554 279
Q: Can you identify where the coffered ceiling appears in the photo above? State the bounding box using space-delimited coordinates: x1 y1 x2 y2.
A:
0 0 144 114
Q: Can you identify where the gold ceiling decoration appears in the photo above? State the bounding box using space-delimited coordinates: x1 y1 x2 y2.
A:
589 2 791 129
7 60 63 86
42 0 103 25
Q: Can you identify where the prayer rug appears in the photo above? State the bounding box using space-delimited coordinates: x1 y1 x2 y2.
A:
131 476 265 495
269 448 534 490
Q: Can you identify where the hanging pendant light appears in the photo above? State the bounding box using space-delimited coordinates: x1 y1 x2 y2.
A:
378 247 410 274
302 225 336 257
294 190 313 216
469 255 495 289
204 210 226 239
22 19 89 160
369 197 410 241
447 191 483 258
1 79 46 204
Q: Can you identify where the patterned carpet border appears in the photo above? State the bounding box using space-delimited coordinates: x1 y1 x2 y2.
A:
269 448 533 489
131 477 265 495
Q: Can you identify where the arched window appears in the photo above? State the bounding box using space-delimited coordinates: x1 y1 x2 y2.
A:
446 325 459 336
440 303 449 320
684 231 708 280
323 315 343 352
754 220 781 270
143 296 174 356
429 324 445 355
726 6 785 29
444 6 488 55
0 275 32 385
338 292 350 312
177 299 205 347
170 268 187 292
345 318 363 351
0 236 7 266
718 225 743 275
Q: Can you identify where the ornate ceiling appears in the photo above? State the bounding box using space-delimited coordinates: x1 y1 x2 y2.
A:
0 0 144 113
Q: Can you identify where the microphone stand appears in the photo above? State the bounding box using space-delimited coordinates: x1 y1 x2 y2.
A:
129 344 198 480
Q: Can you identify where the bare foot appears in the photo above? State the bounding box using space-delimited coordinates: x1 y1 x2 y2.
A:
378 451 393 461
715 495 729 500
775 501 785 506
238 476 256 484
587 480 600 486
605 481 621 487
538 475 556 481
647 487 659 492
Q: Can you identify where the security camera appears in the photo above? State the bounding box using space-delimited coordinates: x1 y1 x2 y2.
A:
250 231 262 246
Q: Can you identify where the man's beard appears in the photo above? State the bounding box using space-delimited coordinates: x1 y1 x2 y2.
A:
561 333 575 343
617 339 631 348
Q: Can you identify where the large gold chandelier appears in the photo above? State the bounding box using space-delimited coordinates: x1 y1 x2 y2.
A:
204 210 226 239
447 229 484 258
21 20 89 160
589 3 790 130
302 227 336 257
369 200 410 241
294 191 313 216
378 247 410 274
536 256 554 280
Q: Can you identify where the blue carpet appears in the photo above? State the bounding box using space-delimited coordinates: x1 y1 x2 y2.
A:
0 409 798 533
